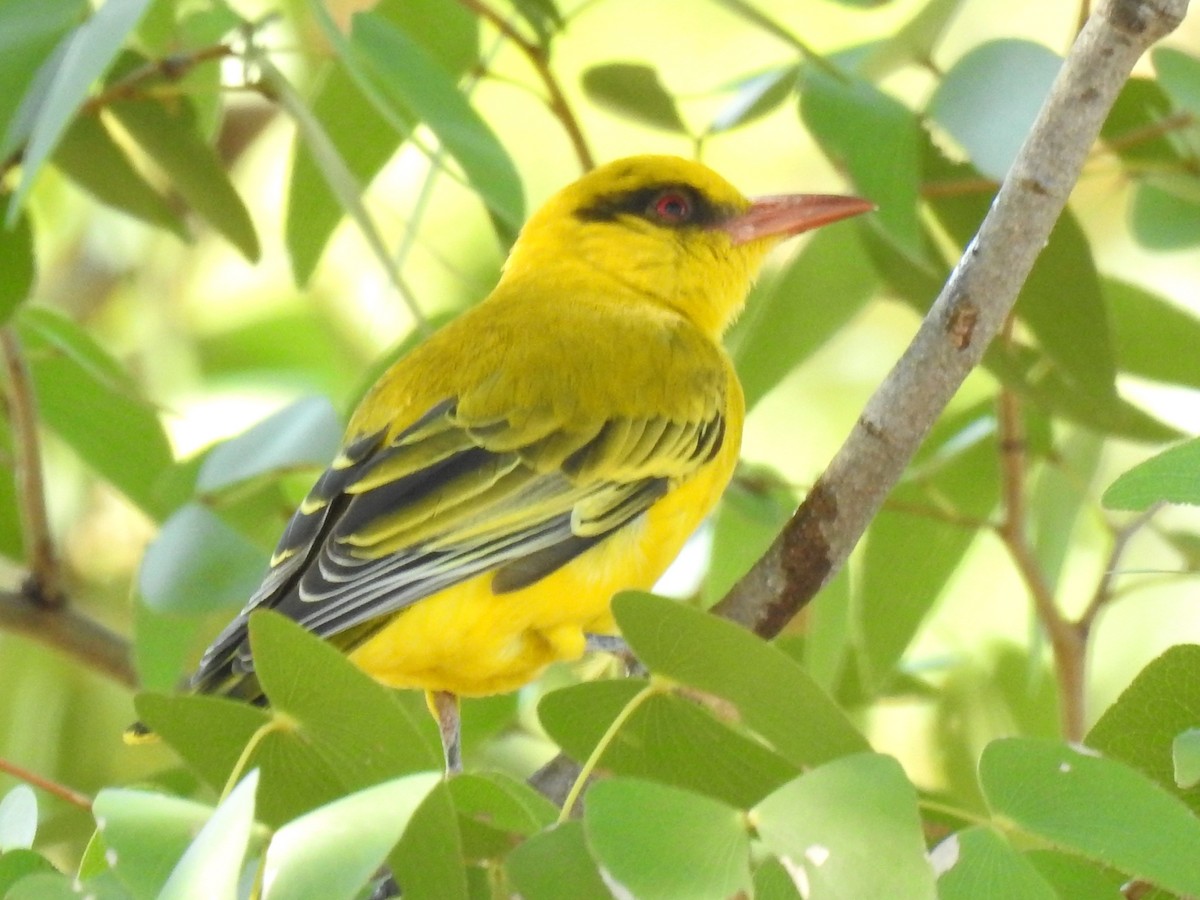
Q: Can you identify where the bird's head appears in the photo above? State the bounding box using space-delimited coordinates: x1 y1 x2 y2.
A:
501 155 873 338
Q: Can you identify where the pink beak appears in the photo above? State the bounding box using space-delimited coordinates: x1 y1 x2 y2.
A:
721 194 875 246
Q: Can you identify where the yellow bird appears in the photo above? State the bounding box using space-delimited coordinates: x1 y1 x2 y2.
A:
147 155 870 771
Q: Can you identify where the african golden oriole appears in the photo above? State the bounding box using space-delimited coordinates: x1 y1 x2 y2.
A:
131 155 872 771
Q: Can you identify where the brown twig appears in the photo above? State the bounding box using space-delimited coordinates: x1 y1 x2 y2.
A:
454 0 595 172
0 588 136 687
711 0 1187 641
0 328 62 609
995 379 1087 740
0 756 93 812
1077 503 1164 634
0 43 236 187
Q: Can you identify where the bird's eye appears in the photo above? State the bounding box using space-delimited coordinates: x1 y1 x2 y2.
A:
651 191 692 223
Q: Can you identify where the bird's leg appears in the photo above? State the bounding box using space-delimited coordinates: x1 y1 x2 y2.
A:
431 690 462 774
584 632 646 678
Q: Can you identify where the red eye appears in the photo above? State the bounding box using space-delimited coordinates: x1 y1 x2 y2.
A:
653 191 691 222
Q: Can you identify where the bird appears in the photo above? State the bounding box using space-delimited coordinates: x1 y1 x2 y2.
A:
130 155 872 772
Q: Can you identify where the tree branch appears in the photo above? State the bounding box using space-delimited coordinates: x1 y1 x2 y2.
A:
0 588 136 688
712 0 1188 641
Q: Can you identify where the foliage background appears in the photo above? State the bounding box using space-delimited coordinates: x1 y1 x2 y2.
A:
2 0 1200 896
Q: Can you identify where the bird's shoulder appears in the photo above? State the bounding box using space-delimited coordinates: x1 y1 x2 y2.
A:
349 282 735 443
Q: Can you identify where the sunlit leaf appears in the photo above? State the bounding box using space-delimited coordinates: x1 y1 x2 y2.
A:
16 305 176 518
506 821 611 900
1087 644 1200 815
928 40 1061 180
0 786 37 852
707 65 798 134
196 396 342 494
585 778 752 900
0 0 86 148
1107 278 1200 389
1173 729 1200 790
755 754 936 899
801 65 923 259
980 738 1200 895
350 11 524 239
138 502 267 615
933 827 1056 899
159 770 259 900
262 774 440 900
612 592 868 767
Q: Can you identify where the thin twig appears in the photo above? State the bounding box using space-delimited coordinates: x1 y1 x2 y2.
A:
0 328 62 609
995 380 1087 740
454 0 594 172
0 756 92 811
0 588 136 687
1077 502 1164 633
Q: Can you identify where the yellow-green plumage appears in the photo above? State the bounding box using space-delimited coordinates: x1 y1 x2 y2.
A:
153 155 871 767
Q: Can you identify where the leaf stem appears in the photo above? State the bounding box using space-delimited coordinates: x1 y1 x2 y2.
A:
557 682 657 823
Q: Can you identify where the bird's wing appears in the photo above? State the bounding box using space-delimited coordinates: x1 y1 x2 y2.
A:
189 390 726 694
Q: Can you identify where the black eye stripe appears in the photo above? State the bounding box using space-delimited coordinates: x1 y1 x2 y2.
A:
575 183 731 228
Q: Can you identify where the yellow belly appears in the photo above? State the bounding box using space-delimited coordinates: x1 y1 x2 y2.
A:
347 465 729 696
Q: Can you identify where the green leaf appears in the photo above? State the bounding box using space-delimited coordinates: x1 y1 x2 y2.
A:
132 600 203 693
701 467 796 605
754 753 936 899
1153 46 1200 118
858 402 999 689
0 785 37 851
581 63 687 133
928 40 1061 180
137 502 267 615
855 0 971 79
447 772 556 860
538 679 798 808
1025 850 1126 899
800 64 923 259
94 786 268 898
752 855 804 900
1106 278 1200 390
707 65 798 134
933 827 1056 899
0 850 56 896
350 11 524 240
4 872 82 900
159 770 260 900
1087 644 1200 814
584 778 752 900
15 305 176 518
387 780 469 900
107 93 259 261
612 592 868 767
980 737 1200 895
1101 78 1180 165
197 396 342 494
134 692 274 792
729 224 878 411
0 0 86 147
286 0 477 283
1130 177 1200 249
7 0 153 219
506 821 611 900
262 773 441 900
1102 438 1200 510
509 0 564 44
52 111 187 237
1173 729 1200 790
0 198 35 324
